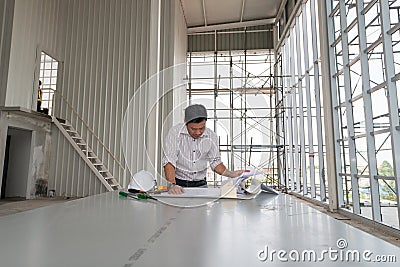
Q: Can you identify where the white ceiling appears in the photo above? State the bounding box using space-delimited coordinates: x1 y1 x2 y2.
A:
180 0 282 30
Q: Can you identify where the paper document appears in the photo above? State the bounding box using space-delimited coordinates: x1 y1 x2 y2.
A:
154 187 259 200
231 166 263 194
157 187 221 198
239 166 264 179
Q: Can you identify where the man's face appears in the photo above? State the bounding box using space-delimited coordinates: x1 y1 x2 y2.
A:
186 120 206 139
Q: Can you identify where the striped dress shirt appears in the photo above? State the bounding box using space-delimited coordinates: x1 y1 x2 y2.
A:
162 123 222 181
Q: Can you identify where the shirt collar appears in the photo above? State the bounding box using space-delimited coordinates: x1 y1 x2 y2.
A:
178 123 209 138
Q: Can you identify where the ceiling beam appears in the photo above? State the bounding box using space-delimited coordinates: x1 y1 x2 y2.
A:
202 0 207 26
240 0 246 22
188 18 275 33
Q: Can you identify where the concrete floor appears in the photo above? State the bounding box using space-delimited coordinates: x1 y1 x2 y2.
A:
292 196 400 248
1 193 399 250
0 197 74 217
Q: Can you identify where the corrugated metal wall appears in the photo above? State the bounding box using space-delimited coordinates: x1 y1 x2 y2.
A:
0 0 15 106
2 0 186 197
49 0 186 197
188 25 274 52
132 0 187 185
172 0 188 125
5 0 66 109
50 0 153 197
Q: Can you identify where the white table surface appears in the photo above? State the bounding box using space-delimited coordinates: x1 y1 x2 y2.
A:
0 191 399 267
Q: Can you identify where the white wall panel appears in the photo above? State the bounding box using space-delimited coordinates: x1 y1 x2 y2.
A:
1 0 186 197
144 0 188 183
49 0 187 197
0 0 15 106
173 0 188 125
50 0 152 197
5 0 65 109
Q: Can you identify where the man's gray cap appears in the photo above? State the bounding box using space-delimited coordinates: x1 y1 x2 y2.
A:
184 104 207 122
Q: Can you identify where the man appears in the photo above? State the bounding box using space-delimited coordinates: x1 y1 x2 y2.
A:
37 80 42 112
162 104 244 194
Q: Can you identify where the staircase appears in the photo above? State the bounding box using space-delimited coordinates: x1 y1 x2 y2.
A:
52 117 122 191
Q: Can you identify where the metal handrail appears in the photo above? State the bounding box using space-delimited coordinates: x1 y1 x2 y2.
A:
50 89 125 171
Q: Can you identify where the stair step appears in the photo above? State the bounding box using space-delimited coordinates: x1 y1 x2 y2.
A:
93 163 103 166
71 136 82 140
60 123 71 128
104 176 113 180
56 118 66 123
99 170 108 173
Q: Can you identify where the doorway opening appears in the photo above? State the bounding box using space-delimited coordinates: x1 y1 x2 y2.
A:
37 51 59 115
0 128 32 199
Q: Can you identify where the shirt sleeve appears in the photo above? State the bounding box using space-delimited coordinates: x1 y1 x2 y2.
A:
208 132 223 171
162 127 179 167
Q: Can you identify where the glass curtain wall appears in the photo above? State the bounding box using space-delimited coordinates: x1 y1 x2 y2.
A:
327 0 400 229
275 0 328 202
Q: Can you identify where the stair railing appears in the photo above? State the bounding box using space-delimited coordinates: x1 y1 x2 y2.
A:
48 89 126 183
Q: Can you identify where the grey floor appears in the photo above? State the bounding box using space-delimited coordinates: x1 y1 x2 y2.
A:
0 192 399 267
0 197 73 217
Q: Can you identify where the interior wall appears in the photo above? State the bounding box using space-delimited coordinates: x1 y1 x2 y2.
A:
5 0 66 109
4 127 31 198
0 0 15 107
49 0 187 197
0 0 187 197
49 0 153 197
173 0 188 125
147 0 184 180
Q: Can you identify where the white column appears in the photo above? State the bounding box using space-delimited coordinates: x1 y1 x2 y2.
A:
146 0 162 179
318 0 340 212
338 0 360 214
296 12 308 195
379 0 400 226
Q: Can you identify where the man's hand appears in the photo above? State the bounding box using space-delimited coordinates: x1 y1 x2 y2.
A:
168 184 184 194
231 170 245 178
222 169 245 178
214 163 245 178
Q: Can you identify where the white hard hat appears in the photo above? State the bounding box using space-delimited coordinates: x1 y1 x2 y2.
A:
127 170 155 192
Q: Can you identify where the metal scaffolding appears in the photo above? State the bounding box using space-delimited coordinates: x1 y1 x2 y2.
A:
187 47 282 188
